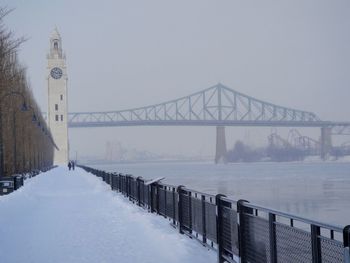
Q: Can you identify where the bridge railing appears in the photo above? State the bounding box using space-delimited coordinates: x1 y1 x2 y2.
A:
78 165 350 263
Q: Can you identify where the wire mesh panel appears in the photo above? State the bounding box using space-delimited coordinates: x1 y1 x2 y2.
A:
165 190 175 219
180 191 191 229
191 197 203 235
134 180 138 199
130 180 135 199
119 176 123 193
174 192 179 223
121 176 126 194
128 178 132 197
221 206 239 255
241 213 271 263
158 188 166 216
124 177 129 195
275 222 312 263
139 181 145 205
320 236 344 263
124 177 128 194
106 174 111 185
111 175 118 190
144 185 149 207
119 176 122 192
151 185 158 212
116 176 120 191
132 180 138 200
205 201 217 243
110 175 115 190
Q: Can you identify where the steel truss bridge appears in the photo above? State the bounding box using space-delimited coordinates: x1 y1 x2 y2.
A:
68 83 348 129
66 83 350 162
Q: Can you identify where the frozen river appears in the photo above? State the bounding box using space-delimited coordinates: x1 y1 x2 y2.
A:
92 161 350 227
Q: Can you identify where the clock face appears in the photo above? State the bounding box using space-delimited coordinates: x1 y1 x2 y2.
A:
50 67 63 79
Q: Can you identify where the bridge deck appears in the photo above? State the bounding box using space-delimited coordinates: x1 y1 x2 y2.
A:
0 167 215 263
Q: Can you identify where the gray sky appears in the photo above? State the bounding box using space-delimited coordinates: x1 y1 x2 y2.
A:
2 0 350 157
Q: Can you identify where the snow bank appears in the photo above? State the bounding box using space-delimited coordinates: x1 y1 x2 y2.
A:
0 167 216 263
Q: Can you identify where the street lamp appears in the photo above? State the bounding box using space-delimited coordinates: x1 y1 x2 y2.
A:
11 103 29 174
24 105 58 170
0 92 57 177
22 105 40 171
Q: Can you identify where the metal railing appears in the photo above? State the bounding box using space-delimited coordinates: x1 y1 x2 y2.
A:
0 166 56 196
79 165 350 263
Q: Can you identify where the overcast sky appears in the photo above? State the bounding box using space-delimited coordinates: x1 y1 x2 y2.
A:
2 0 350 158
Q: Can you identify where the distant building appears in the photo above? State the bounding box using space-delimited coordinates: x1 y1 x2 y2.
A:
47 28 69 164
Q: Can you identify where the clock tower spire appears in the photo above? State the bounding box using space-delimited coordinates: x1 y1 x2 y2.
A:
47 27 69 165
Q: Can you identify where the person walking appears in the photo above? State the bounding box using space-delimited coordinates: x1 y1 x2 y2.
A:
68 162 72 171
72 161 75 170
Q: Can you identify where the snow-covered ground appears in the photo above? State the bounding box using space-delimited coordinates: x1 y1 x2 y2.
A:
0 167 216 263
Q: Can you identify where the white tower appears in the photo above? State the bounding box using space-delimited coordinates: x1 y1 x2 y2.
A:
47 28 69 164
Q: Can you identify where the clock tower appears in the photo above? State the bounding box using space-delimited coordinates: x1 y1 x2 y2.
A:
47 28 69 164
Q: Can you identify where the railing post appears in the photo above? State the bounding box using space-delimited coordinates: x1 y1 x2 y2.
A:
344 225 350 263
311 224 321 263
147 184 151 211
172 187 176 225
13 176 17 190
188 191 192 234
127 174 132 200
136 177 141 206
237 199 251 262
113 172 118 191
164 186 167 218
150 183 159 213
108 173 112 188
177 185 185 234
110 173 114 190
124 175 126 195
124 175 126 194
269 213 277 263
201 194 207 244
150 183 154 212
216 194 226 263
125 175 129 198
119 173 122 193
156 183 160 215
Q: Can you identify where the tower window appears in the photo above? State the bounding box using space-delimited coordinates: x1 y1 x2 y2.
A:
60 95 63 101
54 41 58 50
55 115 59 121
61 115 63 121
55 104 58 111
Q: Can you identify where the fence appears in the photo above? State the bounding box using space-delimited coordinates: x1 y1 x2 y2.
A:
0 166 56 196
78 165 350 263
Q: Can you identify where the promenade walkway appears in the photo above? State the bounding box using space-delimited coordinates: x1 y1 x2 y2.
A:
0 167 216 263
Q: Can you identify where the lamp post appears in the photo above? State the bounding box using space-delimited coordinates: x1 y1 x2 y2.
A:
25 106 58 170
26 107 43 170
0 91 58 177
0 91 27 177
12 104 29 174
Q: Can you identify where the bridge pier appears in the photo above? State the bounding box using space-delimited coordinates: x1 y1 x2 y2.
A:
320 127 332 160
215 126 227 164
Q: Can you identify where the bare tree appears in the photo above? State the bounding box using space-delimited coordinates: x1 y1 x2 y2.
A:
0 7 54 176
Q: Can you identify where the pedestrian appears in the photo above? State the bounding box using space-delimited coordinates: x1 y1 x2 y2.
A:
68 161 72 171
72 161 75 170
